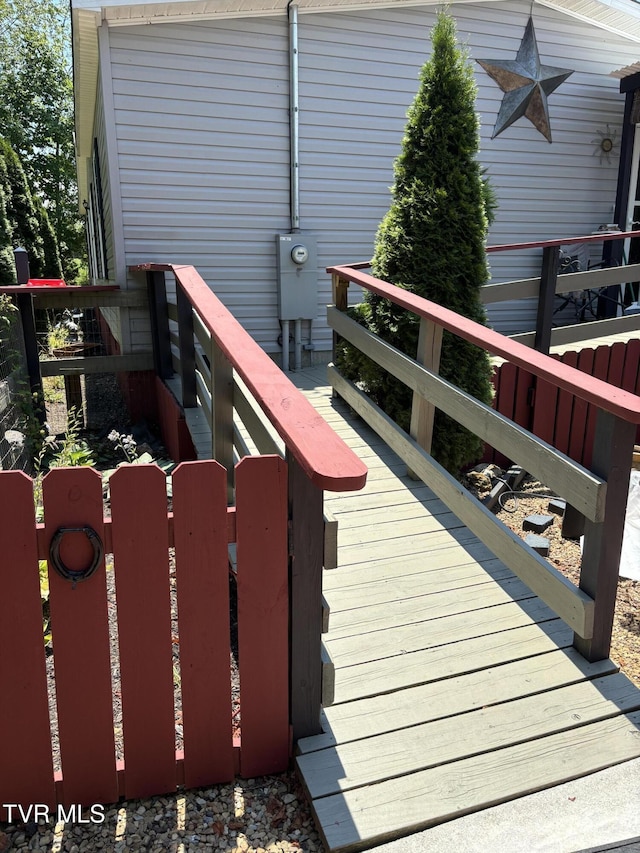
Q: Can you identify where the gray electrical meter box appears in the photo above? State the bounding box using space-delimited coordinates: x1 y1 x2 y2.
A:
276 233 318 321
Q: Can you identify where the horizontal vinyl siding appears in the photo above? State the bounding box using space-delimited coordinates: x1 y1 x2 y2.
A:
299 2 640 342
109 17 290 353
106 1 640 351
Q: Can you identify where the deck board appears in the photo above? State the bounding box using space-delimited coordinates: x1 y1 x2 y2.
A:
289 367 640 853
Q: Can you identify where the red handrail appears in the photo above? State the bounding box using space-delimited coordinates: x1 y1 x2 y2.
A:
132 263 367 492
328 264 640 424
486 229 640 254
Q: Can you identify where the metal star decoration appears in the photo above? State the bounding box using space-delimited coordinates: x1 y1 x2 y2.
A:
477 17 573 142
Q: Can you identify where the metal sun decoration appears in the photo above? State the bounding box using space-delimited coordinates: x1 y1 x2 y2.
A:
591 125 619 164
477 17 574 143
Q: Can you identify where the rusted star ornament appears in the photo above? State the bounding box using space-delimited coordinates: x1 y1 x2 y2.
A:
477 17 573 142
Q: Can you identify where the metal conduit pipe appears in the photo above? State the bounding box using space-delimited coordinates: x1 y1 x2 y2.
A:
281 319 290 371
288 1 300 233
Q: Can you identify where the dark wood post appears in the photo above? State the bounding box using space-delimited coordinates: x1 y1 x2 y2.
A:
574 410 636 661
331 273 349 398
16 293 44 423
287 450 325 740
534 245 560 354
211 340 234 501
176 284 196 408
146 271 173 380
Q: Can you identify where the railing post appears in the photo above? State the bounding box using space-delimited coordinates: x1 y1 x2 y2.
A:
574 410 636 661
287 449 324 740
534 245 560 354
16 292 44 424
331 274 349 395
409 317 443 474
146 271 173 380
176 283 197 408
211 339 234 502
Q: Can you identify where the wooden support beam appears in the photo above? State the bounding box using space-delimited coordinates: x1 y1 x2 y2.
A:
409 316 442 473
147 271 173 380
574 411 636 660
176 284 196 409
16 293 44 423
534 245 559 354
288 450 325 740
212 340 234 502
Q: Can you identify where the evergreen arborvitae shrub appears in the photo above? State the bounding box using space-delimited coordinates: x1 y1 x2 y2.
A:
337 10 494 474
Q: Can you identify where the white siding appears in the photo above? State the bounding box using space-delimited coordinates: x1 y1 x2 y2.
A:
102 1 640 353
108 17 290 353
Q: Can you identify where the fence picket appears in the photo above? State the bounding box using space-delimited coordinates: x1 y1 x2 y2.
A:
172 461 234 787
0 472 56 816
555 352 578 456
43 467 118 805
110 465 176 799
565 349 594 464
236 456 289 777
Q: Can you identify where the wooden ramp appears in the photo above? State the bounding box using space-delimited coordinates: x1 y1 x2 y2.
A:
290 366 640 853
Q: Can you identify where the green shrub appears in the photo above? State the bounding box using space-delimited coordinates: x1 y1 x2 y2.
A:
337 10 494 474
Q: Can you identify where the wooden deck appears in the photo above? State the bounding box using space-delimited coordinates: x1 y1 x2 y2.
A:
290 366 640 853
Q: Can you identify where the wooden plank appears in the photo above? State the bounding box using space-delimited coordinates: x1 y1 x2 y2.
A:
236 456 289 776
555 351 578 456
33 289 148 309
321 643 335 707
300 673 640 800
212 340 234 499
0 472 56 815
288 450 326 740
328 309 606 522
312 709 640 853
568 348 594 464
480 276 540 304
172 462 234 787
329 367 594 640
325 573 535 639
323 540 500 594
332 620 573 705
297 649 618 754
110 465 176 799
338 512 463 547
233 373 285 456
337 527 480 566
333 496 451 529
40 353 154 377
324 507 338 570
326 596 554 668
583 344 612 469
409 317 442 459
42 467 118 805
621 339 640 393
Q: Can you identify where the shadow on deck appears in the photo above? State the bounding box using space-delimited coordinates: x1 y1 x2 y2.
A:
291 366 640 853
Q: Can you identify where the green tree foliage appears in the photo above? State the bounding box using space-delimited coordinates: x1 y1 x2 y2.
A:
0 138 62 279
0 180 16 285
0 0 85 283
337 10 495 474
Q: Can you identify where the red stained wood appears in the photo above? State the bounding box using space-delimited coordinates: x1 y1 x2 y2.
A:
235 456 289 778
622 339 640 393
325 265 640 424
532 375 558 447
172 461 234 787
569 349 595 465
583 346 613 469
555 351 578 456
607 342 626 389
0 473 56 816
109 465 176 799
131 264 367 492
492 362 517 466
42 467 118 805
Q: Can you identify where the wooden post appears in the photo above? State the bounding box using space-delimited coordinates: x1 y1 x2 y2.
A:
176 283 197 408
146 270 173 380
534 245 560 354
287 450 325 740
16 292 44 423
331 274 350 395
407 317 443 478
574 410 636 661
212 339 234 502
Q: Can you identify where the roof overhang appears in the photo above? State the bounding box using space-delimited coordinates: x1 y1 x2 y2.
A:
72 0 640 206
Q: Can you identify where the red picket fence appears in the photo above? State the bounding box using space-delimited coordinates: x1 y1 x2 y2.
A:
488 339 640 467
0 456 289 816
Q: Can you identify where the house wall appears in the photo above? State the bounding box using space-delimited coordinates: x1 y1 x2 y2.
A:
99 0 640 356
